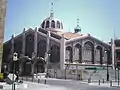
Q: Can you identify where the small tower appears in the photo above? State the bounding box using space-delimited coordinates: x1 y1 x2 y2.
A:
74 17 81 33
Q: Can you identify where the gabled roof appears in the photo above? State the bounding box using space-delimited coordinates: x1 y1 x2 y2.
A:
66 34 110 47
4 28 35 44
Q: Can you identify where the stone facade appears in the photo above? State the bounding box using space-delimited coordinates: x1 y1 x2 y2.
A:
2 27 111 76
2 8 112 80
0 0 6 72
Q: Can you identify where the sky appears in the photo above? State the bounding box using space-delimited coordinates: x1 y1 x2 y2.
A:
4 0 120 42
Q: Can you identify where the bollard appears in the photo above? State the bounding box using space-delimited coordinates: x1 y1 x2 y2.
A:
103 79 104 83
110 80 112 87
22 77 23 81
13 83 15 90
88 79 89 83
98 80 100 85
38 79 40 83
88 78 91 83
44 79 46 84
32 77 34 82
26 77 27 81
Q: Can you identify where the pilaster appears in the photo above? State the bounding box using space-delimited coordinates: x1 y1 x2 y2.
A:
11 34 14 57
81 40 84 63
34 27 38 56
22 28 26 56
45 31 50 73
60 34 66 70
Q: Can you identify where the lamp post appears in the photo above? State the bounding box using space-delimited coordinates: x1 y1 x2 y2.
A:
117 61 120 86
118 67 119 86
105 50 109 81
12 52 18 90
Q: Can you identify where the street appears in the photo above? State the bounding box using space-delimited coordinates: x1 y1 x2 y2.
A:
21 77 120 90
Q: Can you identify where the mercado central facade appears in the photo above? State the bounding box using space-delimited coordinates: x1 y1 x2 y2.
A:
2 7 114 80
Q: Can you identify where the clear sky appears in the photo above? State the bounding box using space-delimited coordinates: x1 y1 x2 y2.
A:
4 0 120 42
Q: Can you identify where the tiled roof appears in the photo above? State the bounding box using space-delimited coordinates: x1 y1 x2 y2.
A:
61 32 83 39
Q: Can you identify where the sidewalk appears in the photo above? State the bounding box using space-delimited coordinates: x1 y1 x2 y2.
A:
80 80 120 87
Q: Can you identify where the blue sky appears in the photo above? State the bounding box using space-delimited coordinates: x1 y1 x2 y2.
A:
4 0 120 42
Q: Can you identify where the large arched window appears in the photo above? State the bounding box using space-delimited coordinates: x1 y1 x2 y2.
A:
22 60 32 75
37 40 46 58
61 23 63 29
50 45 60 63
104 50 107 64
41 21 45 28
25 34 34 58
83 41 94 64
66 46 73 63
51 20 55 28
57 21 60 28
14 40 22 58
46 21 49 28
74 44 82 63
96 46 102 64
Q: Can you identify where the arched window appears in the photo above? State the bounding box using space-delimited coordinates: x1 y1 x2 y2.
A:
96 46 102 64
46 21 49 28
41 21 45 28
57 21 60 28
83 41 94 64
50 45 60 63
61 23 63 29
51 20 55 28
74 44 82 63
65 46 73 63
37 40 46 58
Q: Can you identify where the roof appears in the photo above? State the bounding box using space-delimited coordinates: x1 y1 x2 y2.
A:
57 32 83 39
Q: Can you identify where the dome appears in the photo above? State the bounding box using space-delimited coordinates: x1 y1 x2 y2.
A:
41 13 63 32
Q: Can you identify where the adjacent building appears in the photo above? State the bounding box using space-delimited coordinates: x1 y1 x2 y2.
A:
0 0 6 72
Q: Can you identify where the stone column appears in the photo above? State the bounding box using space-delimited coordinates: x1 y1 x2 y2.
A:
34 27 37 56
0 0 6 72
94 46 96 64
102 47 105 64
19 61 23 75
31 64 35 74
11 34 14 57
60 34 66 70
22 28 26 56
72 45 75 63
32 27 38 75
81 41 84 63
45 31 50 73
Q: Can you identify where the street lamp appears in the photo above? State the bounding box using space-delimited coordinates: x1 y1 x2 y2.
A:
105 50 109 81
12 52 18 90
117 61 120 86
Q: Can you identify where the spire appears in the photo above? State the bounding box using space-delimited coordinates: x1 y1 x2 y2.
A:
74 17 81 33
50 2 54 17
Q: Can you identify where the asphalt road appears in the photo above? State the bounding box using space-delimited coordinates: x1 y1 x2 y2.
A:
22 77 120 90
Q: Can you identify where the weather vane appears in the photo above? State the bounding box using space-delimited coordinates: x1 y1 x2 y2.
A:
77 17 79 25
50 1 54 17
